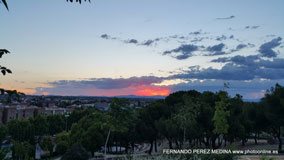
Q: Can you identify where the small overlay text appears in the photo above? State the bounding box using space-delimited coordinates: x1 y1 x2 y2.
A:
162 149 279 155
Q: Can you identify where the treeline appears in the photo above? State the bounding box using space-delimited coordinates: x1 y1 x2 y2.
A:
0 84 284 159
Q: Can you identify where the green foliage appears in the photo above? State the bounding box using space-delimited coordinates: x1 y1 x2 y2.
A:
55 131 70 155
0 148 8 160
56 141 69 155
262 83 284 150
0 88 283 156
30 115 48 136
213 92 230 135
41 136 54 156
0 125 8 142
12 141 34 160
56 131 70 145
81 124 104 156
260 156 276 160
46 115 65 135
61 144 89 160
7 120 35 143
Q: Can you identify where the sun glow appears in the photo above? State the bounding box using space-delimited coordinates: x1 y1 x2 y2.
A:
135 85 170 96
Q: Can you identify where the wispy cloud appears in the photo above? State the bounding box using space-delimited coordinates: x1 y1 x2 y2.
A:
216 15 235 20
163 44 199 60
244 25 260 30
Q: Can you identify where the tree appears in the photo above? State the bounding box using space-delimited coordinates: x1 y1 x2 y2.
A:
30 115 48 137
212 92 230 148
69 110 109 155
7 120 35 143
46 115 65 135
81 125 104 157
56 141 69 155
61 144 89 160
106 98 134 154
0 125 7 142
55 131 70 155
262 83 284 151
12 141 34 160
41 136 54 157
0 148 8 160
213 92 230 135
172 95 199 147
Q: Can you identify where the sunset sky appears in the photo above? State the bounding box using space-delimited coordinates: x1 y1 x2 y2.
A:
1 0 284 99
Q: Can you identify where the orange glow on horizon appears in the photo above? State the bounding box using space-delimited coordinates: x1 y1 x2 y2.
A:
135 85 170 96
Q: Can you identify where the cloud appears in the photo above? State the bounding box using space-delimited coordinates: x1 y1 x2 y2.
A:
245 25 260 30
190 31 201 35
207 43 225 52
173 62 284 81
230 43 248 52
211 55 259 66
211 54 284 69
216 15 235 20
49 76 164 90
236 44 247 50
191 37 207 43
35 76 170 96
101 34 111 39
210 54 284 80
259 37 282 57
171 64 256 80
125 39 139 44
163 44 199 60
162 43 229 59
215 34 235 41
205 43 226 56
34 50 284 98
141 40 155 46
140 38 162 46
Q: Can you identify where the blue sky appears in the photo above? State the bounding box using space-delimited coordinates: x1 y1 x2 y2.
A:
0 0 284 99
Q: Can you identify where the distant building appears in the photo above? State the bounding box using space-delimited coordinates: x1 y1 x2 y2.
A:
43 107 72 116
0 104 73 124
94 102 109 111
2 106 17 123
16 106 37 120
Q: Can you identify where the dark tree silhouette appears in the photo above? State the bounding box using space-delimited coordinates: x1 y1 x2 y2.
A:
0 0 8 10
66 0 91 3
0 49 12 75
1 0 91 10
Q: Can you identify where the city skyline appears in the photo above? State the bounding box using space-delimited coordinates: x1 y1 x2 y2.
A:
1 0 284 99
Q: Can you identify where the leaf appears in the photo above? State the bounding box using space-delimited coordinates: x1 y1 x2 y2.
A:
66 0 91 3
6 69 12 74
1 70 6 75
0 49 10 58
1 0 9 10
